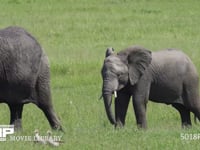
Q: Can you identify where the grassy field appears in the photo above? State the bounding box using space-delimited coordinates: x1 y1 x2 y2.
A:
1 0 200 149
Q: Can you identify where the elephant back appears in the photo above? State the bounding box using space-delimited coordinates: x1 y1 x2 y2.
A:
0 26 43 93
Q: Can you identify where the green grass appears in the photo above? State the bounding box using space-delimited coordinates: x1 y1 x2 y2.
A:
1 0 200 149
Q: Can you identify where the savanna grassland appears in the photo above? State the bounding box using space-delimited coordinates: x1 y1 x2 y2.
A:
1 0 200 149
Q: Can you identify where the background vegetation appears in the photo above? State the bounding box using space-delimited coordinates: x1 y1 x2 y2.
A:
0 0 200 149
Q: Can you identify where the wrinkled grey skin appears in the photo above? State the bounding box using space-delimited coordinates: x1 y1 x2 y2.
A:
0 26 62 130
101 45 200 128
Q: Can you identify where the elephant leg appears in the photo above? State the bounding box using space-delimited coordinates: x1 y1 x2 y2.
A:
36 82 62 130
172 103 191 128
8 104 24 131
37 103 61 130
115 92 131 128
182 81 200 126
132 81 150 129
35 68 62 131
132 97 147 129
189 104 200 124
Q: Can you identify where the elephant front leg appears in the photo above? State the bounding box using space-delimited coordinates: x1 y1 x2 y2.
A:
115 92 131 128
132 97 147 129
132 81 150 129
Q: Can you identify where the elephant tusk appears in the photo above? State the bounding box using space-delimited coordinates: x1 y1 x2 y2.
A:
114 91 117 98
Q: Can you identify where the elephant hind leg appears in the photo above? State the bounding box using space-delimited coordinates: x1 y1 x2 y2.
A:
172 103 191 128
186 82 200 124
37 102 62 130
190 107 200 124
8 104 24 131
35 68 62 131
194 114 199 124
36 81 62 130
182 81 200 125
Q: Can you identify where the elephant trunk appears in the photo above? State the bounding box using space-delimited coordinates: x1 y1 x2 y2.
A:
103 94 116 125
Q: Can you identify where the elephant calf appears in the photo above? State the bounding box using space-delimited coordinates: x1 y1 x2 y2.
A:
101 45 200 128
0 26 62 130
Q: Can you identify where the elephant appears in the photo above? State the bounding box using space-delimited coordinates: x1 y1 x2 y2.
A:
0 26 62 130
101 45 200 129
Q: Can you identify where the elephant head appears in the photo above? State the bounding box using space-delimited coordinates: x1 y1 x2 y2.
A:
101 46 152 125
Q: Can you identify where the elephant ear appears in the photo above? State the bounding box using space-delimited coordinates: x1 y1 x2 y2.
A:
128 47 152 85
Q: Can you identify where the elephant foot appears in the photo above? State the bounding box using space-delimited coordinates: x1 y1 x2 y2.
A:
115 121 124 129
12 119 22 131
137 123 147 129
182 123 192 129
52 124 64 132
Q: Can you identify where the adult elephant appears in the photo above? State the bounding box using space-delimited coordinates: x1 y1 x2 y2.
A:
0 26 62 130
101 45 200 128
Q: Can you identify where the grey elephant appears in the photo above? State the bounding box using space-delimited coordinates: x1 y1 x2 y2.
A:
0 26 62 130
101 45 200 128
